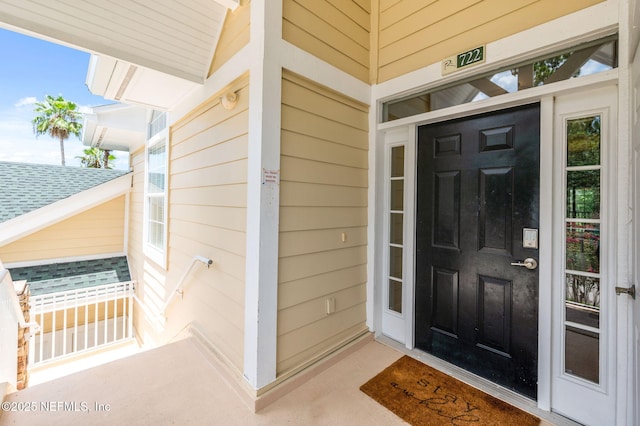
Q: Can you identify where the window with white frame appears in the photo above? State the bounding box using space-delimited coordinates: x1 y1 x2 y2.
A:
144 111 168 265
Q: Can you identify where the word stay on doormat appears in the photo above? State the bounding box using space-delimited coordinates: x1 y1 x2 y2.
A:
360 355 540 425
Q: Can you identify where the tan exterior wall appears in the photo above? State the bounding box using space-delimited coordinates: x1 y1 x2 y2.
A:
208 0 251 77
283 0 371 83
277 70 369 375
374 0 605 83
129 75 249 372
0 197 126 264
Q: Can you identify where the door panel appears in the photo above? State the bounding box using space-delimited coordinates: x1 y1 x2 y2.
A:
551 87 617 426
416 103 540 399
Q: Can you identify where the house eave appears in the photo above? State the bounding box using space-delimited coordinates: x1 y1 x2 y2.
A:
0 173 132 247
82 104 147 152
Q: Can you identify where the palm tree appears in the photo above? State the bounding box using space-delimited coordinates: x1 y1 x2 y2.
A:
32 95 83 166
77 147 116 169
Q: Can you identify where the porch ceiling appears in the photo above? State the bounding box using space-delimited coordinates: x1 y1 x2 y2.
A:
0 0 240 109
0 0 237 84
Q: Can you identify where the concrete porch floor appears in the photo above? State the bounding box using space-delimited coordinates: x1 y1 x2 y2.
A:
1 336 576 425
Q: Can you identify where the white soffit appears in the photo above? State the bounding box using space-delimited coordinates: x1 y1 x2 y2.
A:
82 104 147 152
0 0 234 83
85 55 200 110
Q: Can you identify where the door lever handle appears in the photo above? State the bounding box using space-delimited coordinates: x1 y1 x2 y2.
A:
615 285 636 299
510 258 538 270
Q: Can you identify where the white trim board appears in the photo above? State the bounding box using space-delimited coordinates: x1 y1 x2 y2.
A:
243 0 283 390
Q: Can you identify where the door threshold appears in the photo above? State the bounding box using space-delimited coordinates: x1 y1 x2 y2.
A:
376 335 581 426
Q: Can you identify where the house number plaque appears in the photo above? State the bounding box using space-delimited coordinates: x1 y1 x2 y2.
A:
441 45 486 76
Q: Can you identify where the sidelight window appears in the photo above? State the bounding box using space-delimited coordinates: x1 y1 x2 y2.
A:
563 115 602 384
387 146 405 314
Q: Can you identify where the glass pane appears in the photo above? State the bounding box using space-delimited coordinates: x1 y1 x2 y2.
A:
566 222 600 273
565 273 600 308
390 213 403 245
566 301 599 329
565 325 599 384
388 279 402 314
391 146 404 177
382 38 617 122
148 139 166 194
148 141 166 170
391 180 404 211
150 197 165 222
148 222 164 249
389 246 403 279
567 116 601 166
566 170 600 219
148 172 165 193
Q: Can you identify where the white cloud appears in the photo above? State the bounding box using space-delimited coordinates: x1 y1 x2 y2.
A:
14 97 37 107
78 104 94 114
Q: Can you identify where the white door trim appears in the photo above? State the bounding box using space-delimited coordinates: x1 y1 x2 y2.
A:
374 73 621 415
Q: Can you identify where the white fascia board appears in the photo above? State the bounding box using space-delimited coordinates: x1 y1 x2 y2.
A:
0 174 132 247
280 40 370 105
3 252 128 269
86 55 117 96
81 116 98 146
374 1 618 103
96 106 147 132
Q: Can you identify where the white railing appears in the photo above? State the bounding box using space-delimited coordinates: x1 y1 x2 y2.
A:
132 255 212 331
160 255 212 315
29 281 134 366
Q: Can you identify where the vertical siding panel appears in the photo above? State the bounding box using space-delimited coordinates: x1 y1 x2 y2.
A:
277 70 369 375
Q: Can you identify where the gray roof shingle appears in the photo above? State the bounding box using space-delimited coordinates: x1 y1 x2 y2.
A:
8 256 131 296
0 161 129 223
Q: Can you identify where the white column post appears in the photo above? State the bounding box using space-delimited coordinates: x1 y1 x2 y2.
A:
243 0 283 389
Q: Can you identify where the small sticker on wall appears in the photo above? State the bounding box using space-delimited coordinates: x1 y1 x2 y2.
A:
262 169 280 185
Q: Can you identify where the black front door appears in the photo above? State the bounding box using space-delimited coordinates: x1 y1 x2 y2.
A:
415 103 540 399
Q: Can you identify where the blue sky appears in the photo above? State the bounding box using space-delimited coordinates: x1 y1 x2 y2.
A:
0 28 129 169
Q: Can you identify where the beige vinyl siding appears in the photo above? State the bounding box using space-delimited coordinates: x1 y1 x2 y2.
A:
278 70 369 375
283 0 371 83
0 197 126 264
125 147 146 345
208 0 251 77
375 0 605 83
160 74 249 370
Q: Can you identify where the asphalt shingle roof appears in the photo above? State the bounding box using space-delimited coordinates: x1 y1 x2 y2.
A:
8 256 131 296
0 161 129 223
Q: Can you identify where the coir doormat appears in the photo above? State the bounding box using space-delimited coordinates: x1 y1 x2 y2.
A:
360 355 540 425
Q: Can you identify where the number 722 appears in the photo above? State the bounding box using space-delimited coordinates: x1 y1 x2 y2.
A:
457 47 484 68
